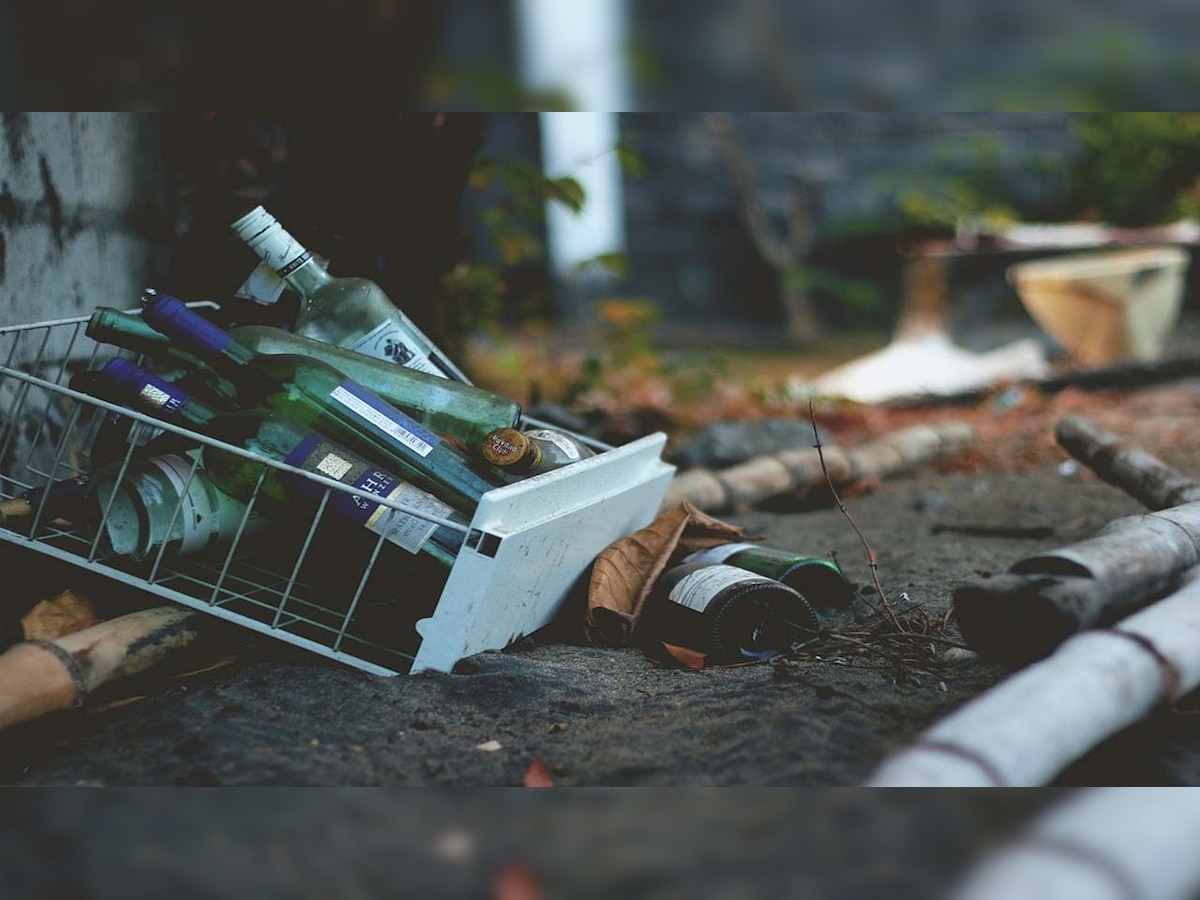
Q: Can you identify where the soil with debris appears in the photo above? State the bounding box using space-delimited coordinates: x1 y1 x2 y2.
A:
8 374 1200 793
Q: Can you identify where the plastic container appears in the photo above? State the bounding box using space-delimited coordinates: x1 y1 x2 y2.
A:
1008 246 1190 365
0 306 675 675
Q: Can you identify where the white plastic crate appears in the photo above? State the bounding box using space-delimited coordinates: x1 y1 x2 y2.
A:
0 308 675 675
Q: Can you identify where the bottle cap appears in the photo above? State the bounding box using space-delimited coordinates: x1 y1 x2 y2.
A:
230 206 312 277
480 428 536 469
142 292 234 357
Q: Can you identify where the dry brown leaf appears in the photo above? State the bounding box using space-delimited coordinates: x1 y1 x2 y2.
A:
20 590 100 642
492 862 541 900
584 502 755 645
661 642 707 670
523 758 554 787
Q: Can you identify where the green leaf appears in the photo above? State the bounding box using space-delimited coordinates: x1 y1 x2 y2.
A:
615 142 648 179
544 176 587 214
574 252 629 278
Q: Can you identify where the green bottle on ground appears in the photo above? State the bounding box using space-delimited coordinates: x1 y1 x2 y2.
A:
683 543 854 613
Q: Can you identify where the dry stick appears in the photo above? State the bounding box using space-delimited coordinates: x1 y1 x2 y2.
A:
661 421 976 513
809 401 899 629
871 566 1200 787
0 607 201 732
949 788 1200 899
1057 414 1200 511
955 418 1200 664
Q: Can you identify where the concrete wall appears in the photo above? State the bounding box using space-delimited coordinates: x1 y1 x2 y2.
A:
0 112 169 328
0 112 169 480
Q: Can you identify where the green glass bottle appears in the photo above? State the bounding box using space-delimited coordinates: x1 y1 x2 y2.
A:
88 307 520 447
83 359 468 567
141 292 500 513
642 562 819 661
86 307 239 405
682 544 854 613
231 206 464 380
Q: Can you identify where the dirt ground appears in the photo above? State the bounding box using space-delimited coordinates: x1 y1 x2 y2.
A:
5 374 1200 789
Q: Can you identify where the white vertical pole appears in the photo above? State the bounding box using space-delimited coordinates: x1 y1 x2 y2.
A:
513 0 629 277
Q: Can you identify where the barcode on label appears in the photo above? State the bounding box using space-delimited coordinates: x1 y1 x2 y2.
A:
329 385 435 458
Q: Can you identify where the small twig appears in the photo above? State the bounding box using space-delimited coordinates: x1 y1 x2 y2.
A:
810 401 902 630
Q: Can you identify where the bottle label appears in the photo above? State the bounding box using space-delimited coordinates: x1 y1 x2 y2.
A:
235 262 288 306
329 381 439 459
146 454 210 555
348 320 445 378
136 380 188 415
283 434 449 553
525 429 583 461
668 565 762 613
683 542 757 566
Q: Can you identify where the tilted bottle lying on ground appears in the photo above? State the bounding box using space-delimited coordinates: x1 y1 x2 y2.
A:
80 359 468 567
682 544 854 614
641 562 819 662
232 206 464 380
479 427 596 479
88 307 520 447
141 292 501 514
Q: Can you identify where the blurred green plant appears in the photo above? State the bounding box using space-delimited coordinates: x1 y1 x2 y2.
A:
1074 113 1200 226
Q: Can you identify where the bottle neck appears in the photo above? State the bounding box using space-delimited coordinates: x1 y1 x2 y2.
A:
283 257 333 298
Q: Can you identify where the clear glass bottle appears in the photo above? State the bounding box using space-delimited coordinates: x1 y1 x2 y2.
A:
480 427 596 479
682 544 854 613
141 292 500 514
232 206 464 380
90 307 520 447
642 562 818 661
85 358 468 567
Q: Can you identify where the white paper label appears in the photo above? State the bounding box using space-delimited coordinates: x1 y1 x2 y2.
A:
368 483 452 553
683 542 757 566
236 254 331 306
314 452 355 481
668 565 758 613
235 262 288 306
329 385 435 458
525 429 582 461
348 320 444 378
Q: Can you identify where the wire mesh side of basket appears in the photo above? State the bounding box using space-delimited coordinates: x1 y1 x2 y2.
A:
0 312 470 676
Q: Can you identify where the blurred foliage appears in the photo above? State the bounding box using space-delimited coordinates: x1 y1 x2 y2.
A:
441 139 648 341
785 265 882 316
1074 113 1200 226
885 113 1200 231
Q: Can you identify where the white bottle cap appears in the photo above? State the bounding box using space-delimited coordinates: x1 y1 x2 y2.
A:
230 206 312 277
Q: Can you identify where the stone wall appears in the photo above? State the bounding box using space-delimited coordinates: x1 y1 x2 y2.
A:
618 113 1084 329
0 112 169 479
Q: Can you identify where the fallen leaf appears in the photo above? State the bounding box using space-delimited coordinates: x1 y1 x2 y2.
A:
21 590 99 642
476 739 503 752
661 642 707 671
585 503 755 645
523 758 554 787
492 862 541 900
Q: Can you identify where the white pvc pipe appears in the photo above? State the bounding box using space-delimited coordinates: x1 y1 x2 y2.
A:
867 568 1200 786
513 0 628 277
951 789 1200 900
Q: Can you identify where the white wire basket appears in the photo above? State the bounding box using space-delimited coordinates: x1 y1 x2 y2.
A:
0 307 675 675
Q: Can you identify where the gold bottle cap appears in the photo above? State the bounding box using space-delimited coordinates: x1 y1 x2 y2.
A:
481 428 533 468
